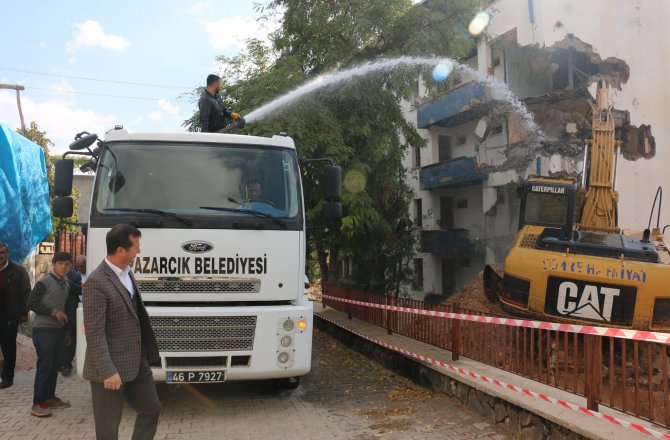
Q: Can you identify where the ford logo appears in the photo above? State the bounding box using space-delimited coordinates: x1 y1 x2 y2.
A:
181 241 214 254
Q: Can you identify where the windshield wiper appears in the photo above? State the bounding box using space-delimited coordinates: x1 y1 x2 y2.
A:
103 208 193 226
199 206 288 229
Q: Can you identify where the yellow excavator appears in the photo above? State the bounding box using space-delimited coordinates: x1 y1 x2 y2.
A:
484 80 670 330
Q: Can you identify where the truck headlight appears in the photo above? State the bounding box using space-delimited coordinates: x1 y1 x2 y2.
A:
280 335 292 347
278 352 290 364
282 319 295 331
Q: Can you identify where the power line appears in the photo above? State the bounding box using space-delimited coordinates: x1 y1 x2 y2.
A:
0 66 193 90
27 86 191 102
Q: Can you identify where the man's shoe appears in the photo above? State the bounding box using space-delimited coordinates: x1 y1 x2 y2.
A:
46 397 71 409
0 380 13 389
31 403 52 417
60 367 72 377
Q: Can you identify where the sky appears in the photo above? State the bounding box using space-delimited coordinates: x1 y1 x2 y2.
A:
0 0 279 153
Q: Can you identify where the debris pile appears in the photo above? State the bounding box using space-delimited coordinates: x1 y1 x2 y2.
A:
443 265 507 316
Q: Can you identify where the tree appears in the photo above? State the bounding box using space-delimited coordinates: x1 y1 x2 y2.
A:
185 0 478 293
21 122 80 240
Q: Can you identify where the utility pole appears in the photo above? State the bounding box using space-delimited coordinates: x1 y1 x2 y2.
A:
0 83 26 133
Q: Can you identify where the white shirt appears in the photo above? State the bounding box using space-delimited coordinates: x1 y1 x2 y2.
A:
105 258 135 298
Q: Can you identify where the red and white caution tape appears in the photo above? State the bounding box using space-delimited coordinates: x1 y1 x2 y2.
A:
322 295 670 345
315 312 670 440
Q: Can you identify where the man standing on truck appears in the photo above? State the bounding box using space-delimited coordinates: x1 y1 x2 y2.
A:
83 224 161 440
198 74 241 132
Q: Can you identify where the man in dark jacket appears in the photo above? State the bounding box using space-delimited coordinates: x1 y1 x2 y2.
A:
198 74 240 132
60 265 82 376
0 242 31 389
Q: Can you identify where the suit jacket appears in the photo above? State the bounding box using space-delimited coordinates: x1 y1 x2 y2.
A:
82 260 159 382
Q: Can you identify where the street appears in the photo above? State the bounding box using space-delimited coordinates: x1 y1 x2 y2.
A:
0 328 509 440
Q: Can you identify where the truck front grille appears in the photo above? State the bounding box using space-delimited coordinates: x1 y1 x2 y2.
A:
149 316 257 352
138 279 260 293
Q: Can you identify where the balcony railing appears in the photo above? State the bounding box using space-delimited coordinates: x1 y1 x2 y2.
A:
419 156 487 190
420 229 484 257
417 81 489 128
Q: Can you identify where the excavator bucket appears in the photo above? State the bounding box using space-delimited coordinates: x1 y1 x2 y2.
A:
483 265 503 303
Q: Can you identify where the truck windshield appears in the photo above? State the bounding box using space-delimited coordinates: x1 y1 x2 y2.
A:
92 142 302 228
524 193 568 226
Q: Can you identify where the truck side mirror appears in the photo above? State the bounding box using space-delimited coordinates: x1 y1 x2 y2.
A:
52 196 73 218
323 201 342 224
54 159 74 196
69 133 98 151
323 166 341 201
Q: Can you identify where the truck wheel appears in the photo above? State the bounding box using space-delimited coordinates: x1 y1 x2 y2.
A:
279 377 300 389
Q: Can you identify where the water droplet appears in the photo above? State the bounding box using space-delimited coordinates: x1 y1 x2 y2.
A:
468 12 490 36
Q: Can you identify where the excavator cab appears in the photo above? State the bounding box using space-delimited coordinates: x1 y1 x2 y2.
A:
518 177 578 240
483 177 578 303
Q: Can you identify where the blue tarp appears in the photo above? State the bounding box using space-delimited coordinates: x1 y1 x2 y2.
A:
0 123 52 263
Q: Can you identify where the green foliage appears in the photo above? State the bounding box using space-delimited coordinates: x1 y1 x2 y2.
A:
186 0 479 292
21 122 80 240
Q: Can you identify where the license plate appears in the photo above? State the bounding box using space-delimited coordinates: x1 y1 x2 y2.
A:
166 371 226 384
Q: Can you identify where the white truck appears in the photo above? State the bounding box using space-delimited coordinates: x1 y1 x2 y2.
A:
52 125 341 386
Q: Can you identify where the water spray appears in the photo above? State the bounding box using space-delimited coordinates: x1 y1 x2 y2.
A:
243 56 543 139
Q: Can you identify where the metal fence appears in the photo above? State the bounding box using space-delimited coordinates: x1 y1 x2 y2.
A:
55 230 86 258
322 283 670 428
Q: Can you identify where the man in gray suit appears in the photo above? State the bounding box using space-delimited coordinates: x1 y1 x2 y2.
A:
83 224 161 440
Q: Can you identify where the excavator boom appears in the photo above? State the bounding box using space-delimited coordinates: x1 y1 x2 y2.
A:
576 81 621 233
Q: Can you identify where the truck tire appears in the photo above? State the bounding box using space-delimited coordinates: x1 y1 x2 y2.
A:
279 377 300 389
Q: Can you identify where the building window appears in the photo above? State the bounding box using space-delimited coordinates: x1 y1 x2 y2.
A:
441 258 455 295
414 199 423 227
438 135 452 162
496 186 506 204
457 199 468 209
413 146 421 168
439 197 454 230
491 121 503 136
448 71 463 89
455 135 466 146
413 258 424 290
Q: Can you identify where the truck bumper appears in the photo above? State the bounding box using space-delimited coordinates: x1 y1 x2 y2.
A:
76 300 313 382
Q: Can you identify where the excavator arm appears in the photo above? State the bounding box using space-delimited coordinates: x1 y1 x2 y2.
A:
576 80 621 233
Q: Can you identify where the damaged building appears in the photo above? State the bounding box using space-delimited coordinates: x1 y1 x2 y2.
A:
400 0 662 300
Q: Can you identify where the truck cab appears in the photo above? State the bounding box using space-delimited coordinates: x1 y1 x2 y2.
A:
54 127 341 384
